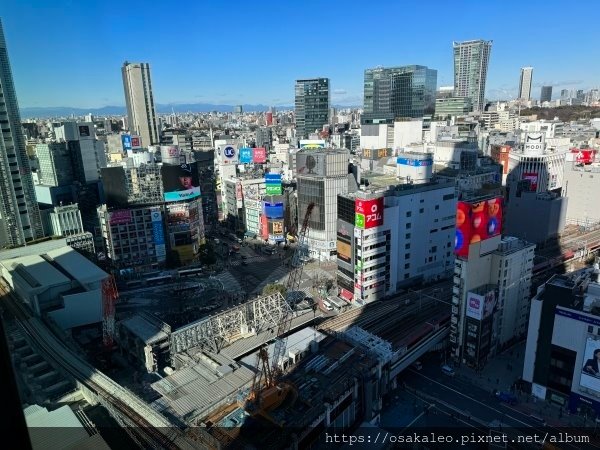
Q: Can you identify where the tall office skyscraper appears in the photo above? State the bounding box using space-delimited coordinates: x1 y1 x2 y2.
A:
362 65 437 124
540 86 553 103
122 62 159 147
453 40 492 112
295 78 330 139
518 67 533 100
0 19 43 246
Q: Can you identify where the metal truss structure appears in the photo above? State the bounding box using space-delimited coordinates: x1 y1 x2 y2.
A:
170 292 292 355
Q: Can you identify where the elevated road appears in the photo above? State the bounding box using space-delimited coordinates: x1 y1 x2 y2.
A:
0 280 209 450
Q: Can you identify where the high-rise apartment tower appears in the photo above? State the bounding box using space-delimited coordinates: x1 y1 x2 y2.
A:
295 78 330 140
0 19 43 246
518 67 533 101
453 40 492 112
122 62 159 147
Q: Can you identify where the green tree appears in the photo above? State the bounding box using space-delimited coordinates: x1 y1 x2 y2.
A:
262 283 287 297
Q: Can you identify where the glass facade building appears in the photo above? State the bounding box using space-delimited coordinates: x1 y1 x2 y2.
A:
0 19 43 245
453 40 492 112
295 78 330 139
362 65 437 125
434 97 473 119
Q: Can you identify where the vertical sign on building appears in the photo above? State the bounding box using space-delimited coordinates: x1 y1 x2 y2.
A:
151 208 166 262
354 197 384 229
239 147 253 164
265 173 282 195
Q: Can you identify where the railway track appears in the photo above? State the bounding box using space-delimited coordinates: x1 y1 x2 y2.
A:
0 281 198 450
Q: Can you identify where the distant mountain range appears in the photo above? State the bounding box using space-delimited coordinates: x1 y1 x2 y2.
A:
19 103 274 118
20 103 358 119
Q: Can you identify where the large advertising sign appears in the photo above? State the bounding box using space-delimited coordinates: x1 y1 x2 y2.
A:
268 220 284 241
522 172 539 191
239 147 253 164
466 292 484 320
397 157 433 167
167 203 190 231
580 337 600 393
161 162 201 202
363 148 390 159
260 215 269 240
109 210 132 225
571 149 596 165
131 136 141 149
354 197 384 230
297 153 325 176
483 290 497 319
253 147 267 163
219 144 238 164
265 173 282 196
524 133 545 154
264 202 284 219
151 208 166 261
299 139 326 149
337 240 351 263
101 167 128 208
454 197 503 258
122 134 132 151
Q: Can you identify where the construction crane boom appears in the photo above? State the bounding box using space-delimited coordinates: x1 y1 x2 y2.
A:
102 274 119 348
248 202 315 404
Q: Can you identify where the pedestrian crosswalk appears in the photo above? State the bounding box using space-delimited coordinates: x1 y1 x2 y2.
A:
251 266 289 296
228 255 270 267
213 271 242 293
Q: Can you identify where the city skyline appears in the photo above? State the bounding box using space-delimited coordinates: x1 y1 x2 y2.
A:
2 0 599 109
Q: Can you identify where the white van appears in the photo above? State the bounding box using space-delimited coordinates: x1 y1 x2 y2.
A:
441 365 455 376
322 300 333 311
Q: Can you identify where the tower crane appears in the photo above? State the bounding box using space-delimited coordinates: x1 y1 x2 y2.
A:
247 202 315 411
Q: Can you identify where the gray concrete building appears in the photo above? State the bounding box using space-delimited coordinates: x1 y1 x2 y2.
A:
122 62 160 146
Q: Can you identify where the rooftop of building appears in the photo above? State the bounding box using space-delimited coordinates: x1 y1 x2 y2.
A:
0 244 106 294
494 236 536 255
346 175 455 200
120 314 170 345
537 267 600 314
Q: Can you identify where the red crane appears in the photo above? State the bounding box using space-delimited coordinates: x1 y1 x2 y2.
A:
248 202 315 406
102 274 119 349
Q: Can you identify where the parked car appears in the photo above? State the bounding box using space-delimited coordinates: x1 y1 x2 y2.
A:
441 364 455 376
496 391 518 405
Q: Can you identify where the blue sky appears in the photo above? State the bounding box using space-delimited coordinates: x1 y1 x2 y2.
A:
2 0 598 108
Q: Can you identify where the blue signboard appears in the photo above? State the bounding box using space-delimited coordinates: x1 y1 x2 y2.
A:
265 173 282 184
239 147 253 164
122 134 132 150
264 202 284 219
397 157 433 167
152 220 165 245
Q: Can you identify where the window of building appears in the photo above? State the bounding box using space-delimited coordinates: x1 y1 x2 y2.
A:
406 211 412 218
404 263 410 269
405 243 410 249
406 223 411 229
435 205 439 210
406 233 411 239
590 326 595 333
419 208 424 213
405 253 410 259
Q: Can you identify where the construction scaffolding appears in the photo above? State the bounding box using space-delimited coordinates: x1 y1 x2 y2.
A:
169 293 293 356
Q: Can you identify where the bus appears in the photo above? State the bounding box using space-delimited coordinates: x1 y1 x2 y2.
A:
178 268 204 278
125 280 143 289
146 275 173 286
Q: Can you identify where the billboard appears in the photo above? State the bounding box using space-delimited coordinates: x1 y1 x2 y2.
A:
572 149 596 165
109 210 132 225
523 133 545 154
161 162 201 202
264 202 284 219
397 157 433 167
454 197 503 258
337 240 351 263
78 125 91 137
483 290 497 319
299 139 326 149
101 167 128 208
354 197 384 230
363 148 390 159
580 337 600 393
166 203 190 231
122 134 132 151
466 292 484 320
131 136 141 149
260 214 269 240
522 172 538 191
253 147 267 163
239 147 253 164
297 153 325 176
219 144 239 164
151 208 166 261
265 173 282 196
268 220 284 241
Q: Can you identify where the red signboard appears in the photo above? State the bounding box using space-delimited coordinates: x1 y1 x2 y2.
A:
253 147 267 163
109 209 132 225
454 197 503 258
571 148 596 165
131 136 141 148
260 214 268 240
522 172 538 191
354 197 384 229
